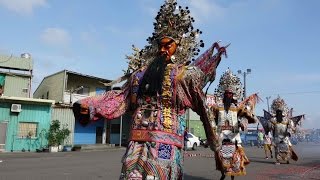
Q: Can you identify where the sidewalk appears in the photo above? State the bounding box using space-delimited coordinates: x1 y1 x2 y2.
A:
0 146 126 160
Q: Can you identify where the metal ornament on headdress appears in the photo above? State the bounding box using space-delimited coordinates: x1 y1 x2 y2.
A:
270 96 289 116
214 69 244 100
124 0 205 74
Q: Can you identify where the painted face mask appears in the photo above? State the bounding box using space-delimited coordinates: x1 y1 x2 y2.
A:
159 37 178 63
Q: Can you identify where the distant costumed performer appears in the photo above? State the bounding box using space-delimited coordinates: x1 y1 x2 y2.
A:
209 69 260 180
259 97 303 165
72 0 229 179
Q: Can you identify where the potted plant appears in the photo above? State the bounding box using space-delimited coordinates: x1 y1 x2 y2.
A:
48 120 70 152
63 144 73 152
27 131 34 152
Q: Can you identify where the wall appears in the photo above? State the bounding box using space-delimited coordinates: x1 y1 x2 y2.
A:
33 71 64 102
74 118 104 145
66 74 109 97
109 114 132 145
0 101 52 152
189 120 206 140
3 75 30 97
51 107 75 145
188 109 206 139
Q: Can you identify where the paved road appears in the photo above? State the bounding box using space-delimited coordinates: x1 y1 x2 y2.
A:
0 142 319 180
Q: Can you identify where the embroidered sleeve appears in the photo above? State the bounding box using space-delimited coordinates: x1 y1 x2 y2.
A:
238 93 260 124
73 77 131 122
177 66 219 151
191 42 227 86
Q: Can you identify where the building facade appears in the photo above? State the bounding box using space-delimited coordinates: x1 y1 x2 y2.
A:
0 53 33 97
34 70 131 146
0 96 54 152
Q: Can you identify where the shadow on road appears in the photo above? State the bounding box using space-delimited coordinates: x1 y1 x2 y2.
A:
184 174 211 180
250 158 277 165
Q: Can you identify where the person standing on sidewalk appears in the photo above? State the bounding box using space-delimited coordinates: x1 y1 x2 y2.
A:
263 132 273 159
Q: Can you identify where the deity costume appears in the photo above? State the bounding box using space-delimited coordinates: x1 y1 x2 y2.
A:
268 97 300 164
73 1 229 179
208 70 259 178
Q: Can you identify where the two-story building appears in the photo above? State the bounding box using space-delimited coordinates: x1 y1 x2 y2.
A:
0 53 54 152
33 70 131 146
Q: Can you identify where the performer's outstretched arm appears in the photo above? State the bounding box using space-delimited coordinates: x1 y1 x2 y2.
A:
73 77 132 125
177 66 219 151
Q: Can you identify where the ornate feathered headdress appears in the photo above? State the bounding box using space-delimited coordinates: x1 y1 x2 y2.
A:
270 96 289 116
214 69 244 100
125 0 205 74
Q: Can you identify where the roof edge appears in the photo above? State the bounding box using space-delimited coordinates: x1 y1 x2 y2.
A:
0 96 55 104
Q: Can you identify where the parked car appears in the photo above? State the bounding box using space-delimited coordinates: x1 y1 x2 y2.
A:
199 138 208 148
185 133 201 150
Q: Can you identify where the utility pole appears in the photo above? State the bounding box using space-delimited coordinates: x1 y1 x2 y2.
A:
237 69 251 99
266 96 271 112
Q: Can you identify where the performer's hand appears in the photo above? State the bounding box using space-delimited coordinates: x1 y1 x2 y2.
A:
238 121 245 131
286 132 291 137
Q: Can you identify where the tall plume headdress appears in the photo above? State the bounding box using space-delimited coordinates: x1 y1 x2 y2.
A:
270 96 289 116
214 69 244 100
125 0 205 74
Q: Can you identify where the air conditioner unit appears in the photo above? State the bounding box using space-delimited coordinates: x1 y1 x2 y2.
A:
11 104 22 113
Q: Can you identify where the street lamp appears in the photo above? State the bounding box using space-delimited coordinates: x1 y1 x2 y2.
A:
266 96 271 112
237 69 251 99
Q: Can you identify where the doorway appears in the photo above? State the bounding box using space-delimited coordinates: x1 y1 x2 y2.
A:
0 122 8 151
96 127 103 144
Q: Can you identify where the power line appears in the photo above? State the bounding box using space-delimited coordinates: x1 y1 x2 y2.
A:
262 91 320 96
276 91 320 95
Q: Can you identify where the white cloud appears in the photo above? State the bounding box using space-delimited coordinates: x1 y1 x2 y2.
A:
0 0 47 15
40 27 71 47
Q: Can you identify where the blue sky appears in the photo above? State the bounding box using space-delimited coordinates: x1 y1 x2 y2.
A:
0 0 319 129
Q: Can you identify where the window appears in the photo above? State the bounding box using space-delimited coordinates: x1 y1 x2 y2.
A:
22 88 28 93
18 122 38 138
96 87 106 95
76 86 89 95
46 91 49 99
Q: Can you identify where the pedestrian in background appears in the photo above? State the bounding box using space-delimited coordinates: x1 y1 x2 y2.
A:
257 130 264 148
263 132 273 159
184 129 189 150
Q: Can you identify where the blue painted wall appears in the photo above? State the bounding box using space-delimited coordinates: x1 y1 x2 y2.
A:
74 118 104 145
